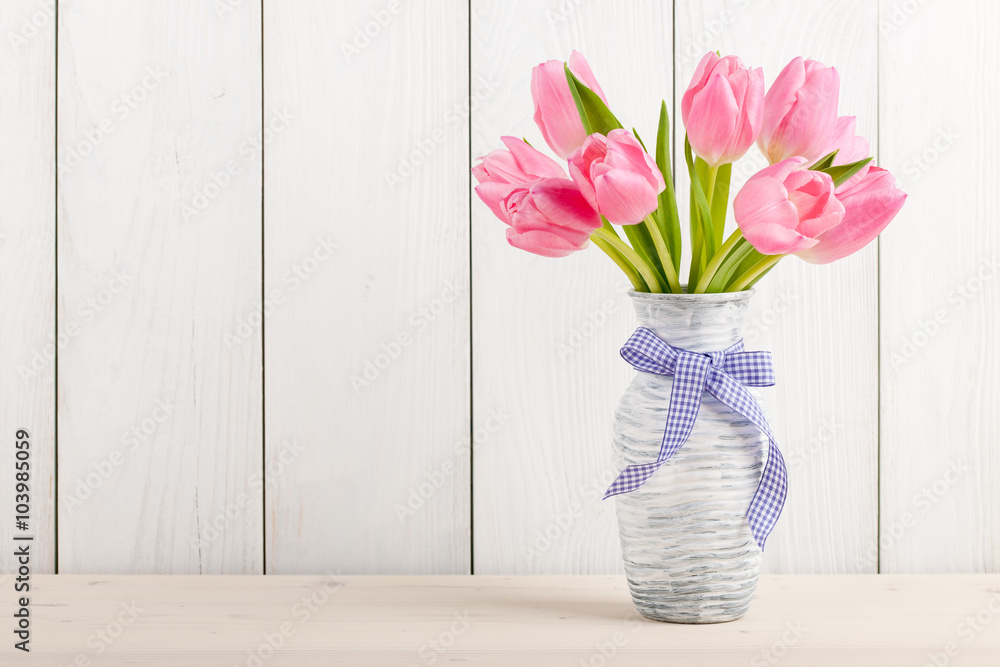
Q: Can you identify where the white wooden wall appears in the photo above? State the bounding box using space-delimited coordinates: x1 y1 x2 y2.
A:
1 0 996 575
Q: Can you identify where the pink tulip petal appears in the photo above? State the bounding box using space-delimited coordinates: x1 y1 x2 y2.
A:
594 169 659 225
505 228 587 258
797 167 907 264
531 60 587 159
605 129 665 191
529 178 601 232
743 221 819 255
474 148 524 183
568 50 608 103
474 182 517 223
686 72 739 166
500 135 565 179
759 58 840 164
682 51 722 123
758 57 806 160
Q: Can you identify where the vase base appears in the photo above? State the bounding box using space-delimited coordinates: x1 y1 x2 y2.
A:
626 575 758 624
633 604 749 624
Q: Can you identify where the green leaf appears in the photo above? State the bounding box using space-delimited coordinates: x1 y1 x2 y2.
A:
632 127 648 152
621 221 666 288
565 65 623 136
813 156 873 188
591 233 647 292
654 101 681 274
710 162 732 250
809 149 839 170
685 138 716 260
725 247 768 291
705 238 755 293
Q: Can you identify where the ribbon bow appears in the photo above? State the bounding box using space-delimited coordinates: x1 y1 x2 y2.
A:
604 327 787 550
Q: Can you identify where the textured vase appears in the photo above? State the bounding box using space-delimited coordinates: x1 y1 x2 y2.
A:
612 289 767 623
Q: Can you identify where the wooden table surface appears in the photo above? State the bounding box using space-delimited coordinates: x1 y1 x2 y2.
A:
2 574 1000 665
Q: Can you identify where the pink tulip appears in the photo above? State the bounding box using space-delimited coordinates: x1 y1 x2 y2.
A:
757 57 840 165
473 138 601 258
734 157 845 255
567 129 665 226
472 136 566 221
531 51 608 159
681 52 765 167
500 178 602 257
796 167 906 264
822 116 871 190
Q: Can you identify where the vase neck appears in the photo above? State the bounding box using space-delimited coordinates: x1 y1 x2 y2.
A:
629 291 753 354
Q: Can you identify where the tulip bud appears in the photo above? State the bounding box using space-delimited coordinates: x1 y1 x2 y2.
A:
531 51 608 159
681 52 765 167
567 129 665 226
757 57 841 165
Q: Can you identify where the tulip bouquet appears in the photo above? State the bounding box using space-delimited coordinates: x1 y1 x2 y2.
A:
474 51 906 293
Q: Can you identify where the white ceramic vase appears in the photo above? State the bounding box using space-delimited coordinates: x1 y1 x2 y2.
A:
612 290 767 624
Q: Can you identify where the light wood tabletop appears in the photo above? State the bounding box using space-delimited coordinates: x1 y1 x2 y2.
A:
2 574 1000 665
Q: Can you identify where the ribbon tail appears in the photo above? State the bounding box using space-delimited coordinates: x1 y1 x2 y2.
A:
747 438 788 550
603 460 669 499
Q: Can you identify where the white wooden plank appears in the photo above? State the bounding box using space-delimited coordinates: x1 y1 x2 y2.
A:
263 0 471 574
471 1 673 574
0 1 56 574
673 0 880 573
56 0 263 573
3 574 1000 664
878 0 1000 572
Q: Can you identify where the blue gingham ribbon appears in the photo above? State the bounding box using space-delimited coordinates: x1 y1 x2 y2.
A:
604 327 787 550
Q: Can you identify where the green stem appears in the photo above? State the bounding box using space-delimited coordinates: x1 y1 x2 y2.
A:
729 254 784 291
591 234 646 291
642 214 680 293
705 165 719 210
593 228 663 293
693 228 743 293
601 217 622 241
